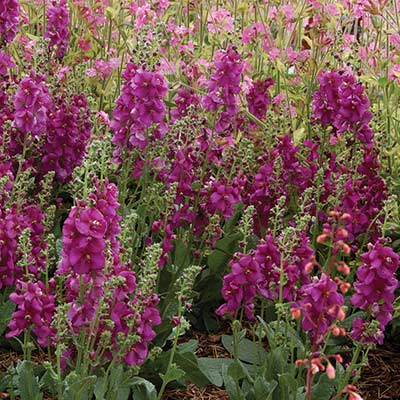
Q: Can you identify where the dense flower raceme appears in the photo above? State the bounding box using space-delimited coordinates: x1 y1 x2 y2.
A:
57 181 161 365
12 73 52 139
202 45 244 136
45 0 70 59
0 0 20 45
0 203 46 289
245 77 274 123
312 70 373 145
111 63 168 160
40 93 91 182
291 274 345 346
6 279 56 346
350 242 399 343
217 233 314 320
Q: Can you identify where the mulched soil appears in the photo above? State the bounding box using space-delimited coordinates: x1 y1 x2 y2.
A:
358 344 400 400
1 335 399 399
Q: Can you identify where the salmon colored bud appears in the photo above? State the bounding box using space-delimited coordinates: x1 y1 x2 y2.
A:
340 213 352 221
342 264 350 275
334 354 343 363
340 282 351 293
339 327 346 336
337 228 348 238
311 363 319 374
331 326 340 336
295 359 304 366
305 262 314 273
342 243 351 254
337 307 346 321
326 363 335 379
317 234 328 243
329 210 339 218
291 308 301 319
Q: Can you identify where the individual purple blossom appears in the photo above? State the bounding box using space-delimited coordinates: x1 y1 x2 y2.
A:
45 0 70 59
291 273 345 346
0 0 20 45
350 317 384 345
350 242 399 330
7 280 56 346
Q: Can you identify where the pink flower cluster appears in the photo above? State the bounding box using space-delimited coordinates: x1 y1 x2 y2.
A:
312 70 373 145
202 45 244 135
6 280 56 346
0 0 20 45
40 93 91 182
45 0 70 59
291 273 345 346
57 180 161 366
0 203 46 289
112 63 167 159
350 242 399 342
13 73 51 138
217 233 314 319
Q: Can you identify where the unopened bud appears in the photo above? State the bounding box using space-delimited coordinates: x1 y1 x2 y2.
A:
326 363 335 379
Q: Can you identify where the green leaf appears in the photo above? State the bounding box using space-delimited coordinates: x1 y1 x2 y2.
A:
221 335 268 365
130 377 157 400
177 339 198 354
0 299 16 336
207 233 242 273
17 361 43 400
197 358 234 387
159 364 185 385
175 352 209 387
63 373 97 400
252 377 277 400
222 363 245 400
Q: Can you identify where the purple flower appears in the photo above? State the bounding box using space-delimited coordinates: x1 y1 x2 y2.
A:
45 0 70 59
246 78 274 122
350 242 399 329
111 64 168 160
216 253 262 320
13 74 52 138
292 274 345 346
0 0 19 45
7 280 56 346
40 93 91 183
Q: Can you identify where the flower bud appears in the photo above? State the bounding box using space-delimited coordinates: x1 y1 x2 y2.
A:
326 362 335 379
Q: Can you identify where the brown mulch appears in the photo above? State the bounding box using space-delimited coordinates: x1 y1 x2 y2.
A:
358 344 400 400
163 384 229 400
1 335 399 399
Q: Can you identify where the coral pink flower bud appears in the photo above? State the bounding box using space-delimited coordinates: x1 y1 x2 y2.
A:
305 262 314 274
317 234 328 243
326 363 335 379
340 282 351 293
331 326 340 336
337 307 346 321
291 308 301 319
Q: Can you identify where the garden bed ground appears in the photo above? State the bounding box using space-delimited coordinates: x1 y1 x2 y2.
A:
0 337 399 399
